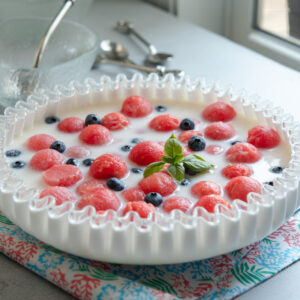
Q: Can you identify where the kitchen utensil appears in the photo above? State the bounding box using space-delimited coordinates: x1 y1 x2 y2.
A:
116 21 173 65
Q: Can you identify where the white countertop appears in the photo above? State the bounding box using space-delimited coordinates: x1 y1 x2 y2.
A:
0 0 299 299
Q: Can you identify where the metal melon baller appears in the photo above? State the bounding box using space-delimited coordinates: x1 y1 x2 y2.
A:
17 0 75 100
93 39 183 77
116 21 173 65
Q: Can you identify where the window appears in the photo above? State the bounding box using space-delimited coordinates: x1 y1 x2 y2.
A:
173 0 300 70
255 0 300 47
228 0 300 71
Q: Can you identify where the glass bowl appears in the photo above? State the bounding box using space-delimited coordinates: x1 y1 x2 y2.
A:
0 0 94 22
0 17 98 110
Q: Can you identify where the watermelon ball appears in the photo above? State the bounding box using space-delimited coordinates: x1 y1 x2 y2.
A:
191 181 222 198
90 154 128 180
225 176 261 202
149 114 180 132
138 172 176 197
85 114 101 126
40 186 75 206
225 142 261 163
204 122 235 140
77 187 120 211
129 141 165 166
102 112 129 131
194 195 232 213
50 141 66 153
106 177 126 191
123 201 156 218
144 192 163 207
222 164 252 179
202 102 236 122
121 95 152 118
188 136 206 151
205 145 223 155
76 180 105 196
178 130 203 144
162 196 192 213
27 134 56 151
57 117 85 133
79 124 112 146
247 125 280 149
179 118 195 131
30 149 64 171
43 165 82 187
122 187 145 202
66 146 91 158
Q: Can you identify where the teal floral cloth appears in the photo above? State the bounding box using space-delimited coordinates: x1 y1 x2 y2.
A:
0 210 299 300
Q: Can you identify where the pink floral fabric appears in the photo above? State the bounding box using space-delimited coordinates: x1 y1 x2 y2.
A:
0 211 299 300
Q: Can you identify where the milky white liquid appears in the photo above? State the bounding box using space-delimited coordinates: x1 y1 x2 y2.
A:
5 99 291 214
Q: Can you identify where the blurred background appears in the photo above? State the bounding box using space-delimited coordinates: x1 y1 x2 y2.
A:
146 0 300 71
0 0 298 70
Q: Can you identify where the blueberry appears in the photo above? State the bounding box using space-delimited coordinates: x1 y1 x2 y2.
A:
65 158 79 166
131 138 143 144
188 136 206 151
131 167 143 174
11 161 26 169
5 149 21 157
155 105 167 112
45 116 60 124
144 192 163 207
179 118 195 131
82 158 94 166
121 145 132 152
180 178 191 186
270 166 283 174
50 141 66 153
85 114 101 126
184 166 198 176
106 177 125 191
264 181 274 186
231 140 242 145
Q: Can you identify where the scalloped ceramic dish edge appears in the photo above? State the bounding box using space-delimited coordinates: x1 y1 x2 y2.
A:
0 73 299 264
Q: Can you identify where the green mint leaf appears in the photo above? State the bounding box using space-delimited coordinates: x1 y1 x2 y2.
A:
161 156 175 164
167 163 185 182
182 155 212 173
174 153 184 163
192 154 206 161
143 161 165 178
164 134 182 158
193 154 215 167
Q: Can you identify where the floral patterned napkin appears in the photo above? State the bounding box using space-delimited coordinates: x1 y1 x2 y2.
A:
0 210 299 300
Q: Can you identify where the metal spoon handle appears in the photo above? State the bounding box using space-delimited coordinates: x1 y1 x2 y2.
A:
33 0 75 68
99 57 184 77
100 57 162 73
116 21 157 55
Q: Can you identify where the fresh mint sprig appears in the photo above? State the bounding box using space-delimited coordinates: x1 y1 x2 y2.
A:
143 134 213 182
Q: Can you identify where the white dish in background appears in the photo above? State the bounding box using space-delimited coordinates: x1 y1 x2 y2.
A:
0 74 299 264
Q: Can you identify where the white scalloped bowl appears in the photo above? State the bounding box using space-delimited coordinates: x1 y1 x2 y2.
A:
0 74 299 264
